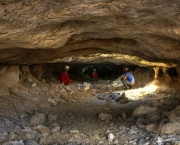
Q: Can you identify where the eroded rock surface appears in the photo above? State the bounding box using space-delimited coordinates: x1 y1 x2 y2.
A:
0 0 179 65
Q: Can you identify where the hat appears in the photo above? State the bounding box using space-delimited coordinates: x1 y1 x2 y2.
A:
123 67 128 71
65 65 69 70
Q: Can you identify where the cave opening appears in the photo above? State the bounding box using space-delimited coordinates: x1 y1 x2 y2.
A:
168 67 179 77
0 0 180 143
41 63 141 83
158 68 164 78
157 67 179 78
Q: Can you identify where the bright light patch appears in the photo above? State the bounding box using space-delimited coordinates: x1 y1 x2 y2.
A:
144 84 158 92
122 83 158 100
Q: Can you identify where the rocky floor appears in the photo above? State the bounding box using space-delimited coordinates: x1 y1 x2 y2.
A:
0 78 180 145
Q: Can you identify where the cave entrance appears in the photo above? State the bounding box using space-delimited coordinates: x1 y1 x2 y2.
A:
23 63 179 103
42 63 139 81
36 63 154 90
157 67 179 79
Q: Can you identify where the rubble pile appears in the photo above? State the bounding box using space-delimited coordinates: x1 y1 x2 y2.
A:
0 65 179 144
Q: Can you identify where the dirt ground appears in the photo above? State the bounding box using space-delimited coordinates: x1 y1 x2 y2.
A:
0 77 180 145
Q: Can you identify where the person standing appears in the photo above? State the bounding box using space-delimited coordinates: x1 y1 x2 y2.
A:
121 67 135 90
58 66 72 85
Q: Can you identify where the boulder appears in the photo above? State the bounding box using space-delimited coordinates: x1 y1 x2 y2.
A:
161 122 180 134
98 113 113 121
0 65 19 87
132 106 157 118
30 114 46 125
49 123 61 134
168 105 180 123
37 125 50 134
146 124 158 133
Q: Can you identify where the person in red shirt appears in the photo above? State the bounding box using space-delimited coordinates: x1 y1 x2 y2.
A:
92 69 98 79
58 66 72 85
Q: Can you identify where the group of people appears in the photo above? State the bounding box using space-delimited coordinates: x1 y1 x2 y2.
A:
58 66 135 90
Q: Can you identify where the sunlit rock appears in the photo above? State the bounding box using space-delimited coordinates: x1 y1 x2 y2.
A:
108 133 115 142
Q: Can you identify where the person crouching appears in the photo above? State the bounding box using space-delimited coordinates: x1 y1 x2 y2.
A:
121 67 135 90
92 69 98 79
58 65 72 85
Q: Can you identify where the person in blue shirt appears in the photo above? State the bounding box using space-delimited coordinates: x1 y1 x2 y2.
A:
121 67 135 90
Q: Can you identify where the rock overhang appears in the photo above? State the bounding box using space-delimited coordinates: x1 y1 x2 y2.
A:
0 0 179 67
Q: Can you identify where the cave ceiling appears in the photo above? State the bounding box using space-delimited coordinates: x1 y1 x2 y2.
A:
0 0 179 67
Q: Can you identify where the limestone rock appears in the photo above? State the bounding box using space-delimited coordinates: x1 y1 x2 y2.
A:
23 140 40 145
21 128 39 140
146 112 161 124
0 65 19 87
108 133 115 142
20 113 28 119
137 137 150 145
70 129 79 134
132 106 157 118
161 122 180 134
0 132 8 141
31 65 44 81
47 98 58 106
103 102 111 111
122 113 127 120
98 113 113 121
83 85 90 91
168 105 180 123
174 141 180 145
3 140 24 145
0 1 179 67
129 125 139 135
30 114 46 125
146 124 158 133
39 102 51 108
0 65 7 74
47 114 57 123
119 94 129 104
37 125 50 134
136 116 146 128
49 123 61 134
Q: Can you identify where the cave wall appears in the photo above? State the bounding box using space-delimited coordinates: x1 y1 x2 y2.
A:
0 63 179 131
0 0 179 65
0 65 19 87
1 64 179 89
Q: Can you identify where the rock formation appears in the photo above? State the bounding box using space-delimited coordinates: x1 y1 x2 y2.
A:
0 0 179 66
0 1 180 144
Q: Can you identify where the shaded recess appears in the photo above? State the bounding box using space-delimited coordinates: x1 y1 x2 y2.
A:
27 63 155 89
168 68 179 77
42 63 137 80
158 67 179 78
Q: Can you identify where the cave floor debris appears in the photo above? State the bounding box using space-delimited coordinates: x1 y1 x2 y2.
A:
0 79 180 145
